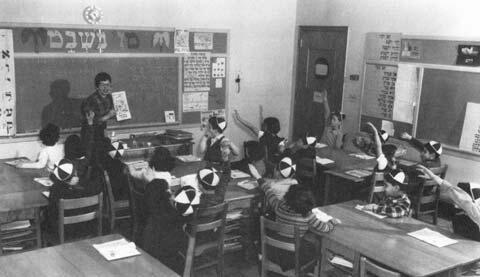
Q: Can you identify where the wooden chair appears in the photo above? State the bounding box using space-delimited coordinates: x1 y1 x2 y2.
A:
0 210 42 255
296 157 317 185
103 170 131 232
320 238 360 277
411 165 448 225
180 202 228 277
126 175 145 243
260 216 319 277
368 172 385 203
58 192 103 244
359 257 401 277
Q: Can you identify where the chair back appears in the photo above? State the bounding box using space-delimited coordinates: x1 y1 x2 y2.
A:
412 164 448 225
295 157 317 185
58 192 103 244
126 175 145 243
260 216 317 277
183 202 228 277
359 257 401 277
103 170 131 232
368 172 385 203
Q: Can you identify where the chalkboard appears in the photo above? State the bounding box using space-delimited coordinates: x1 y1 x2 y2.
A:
417 68 480 147
15 57 179 133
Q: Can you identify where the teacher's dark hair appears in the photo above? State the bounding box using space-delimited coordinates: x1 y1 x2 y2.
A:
94 72 112 88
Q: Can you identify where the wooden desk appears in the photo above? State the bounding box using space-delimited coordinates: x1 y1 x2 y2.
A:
316 147 377 205
0 159 48 221
310 200 480 277
0 234 179 276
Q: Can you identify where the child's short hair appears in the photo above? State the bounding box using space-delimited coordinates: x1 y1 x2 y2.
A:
94 72 112 88
244 140 265 162
39 123 60 146
382 144 398 161
208 116 227 133
263 117 280 134
64 135 86 159
284 185 316 217
328 111 346 123
149 147 175 172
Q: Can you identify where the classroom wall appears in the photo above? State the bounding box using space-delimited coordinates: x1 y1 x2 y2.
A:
296 0 480 184
0 0 297 160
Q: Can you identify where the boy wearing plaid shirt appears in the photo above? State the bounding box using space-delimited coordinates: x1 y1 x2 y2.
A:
364 169 411 218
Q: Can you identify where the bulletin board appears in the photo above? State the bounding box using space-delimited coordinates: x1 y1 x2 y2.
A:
0 24 228 135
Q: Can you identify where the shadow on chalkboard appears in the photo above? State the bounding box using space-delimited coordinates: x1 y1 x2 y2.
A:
41 79 84 129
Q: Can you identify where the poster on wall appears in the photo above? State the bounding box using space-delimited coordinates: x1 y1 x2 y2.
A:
393 64 418 123
193 32 213 50
459 102 480 152
183 52 211 91
362 63 397 120
174 29 190 53
365 33 401 62
212 57 226 78
183 92 208 112
0 29 16 136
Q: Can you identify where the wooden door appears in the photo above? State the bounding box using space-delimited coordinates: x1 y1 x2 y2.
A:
292 26 348 140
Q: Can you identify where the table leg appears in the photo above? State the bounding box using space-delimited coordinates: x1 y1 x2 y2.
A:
324 174 331 206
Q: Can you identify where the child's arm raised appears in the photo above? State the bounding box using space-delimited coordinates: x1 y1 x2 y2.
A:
233 109 260 137
322 90 330 125
401 132 425 151
366 122 383 157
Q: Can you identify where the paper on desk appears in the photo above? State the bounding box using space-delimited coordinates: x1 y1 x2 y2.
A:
408 228 458 247
34 177 53 187
237 179 258 190
93 238 141 261
0 220 31 231
345 169 372 178
42 191 50 198
329 256 353 269
355 205 387 219
176 155 202 162
315 142 328 149
349 153 376 160
5 158 30 166
311 208 333 222
315 156 334 165
231 169 251 179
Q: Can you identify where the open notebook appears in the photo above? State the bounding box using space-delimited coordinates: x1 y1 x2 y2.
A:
93 238 141 261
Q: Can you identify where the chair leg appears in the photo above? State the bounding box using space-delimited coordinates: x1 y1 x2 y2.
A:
35 208 42 249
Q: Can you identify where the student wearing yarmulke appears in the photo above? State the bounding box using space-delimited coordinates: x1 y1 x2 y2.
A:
196 167 227 208
401 132 442 168
363 169 411 218
141 147 184 272
45 159 98 240
199 116 240 165
366 122 403 172
319 90 345 149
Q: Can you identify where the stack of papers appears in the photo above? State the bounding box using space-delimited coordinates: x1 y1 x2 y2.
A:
231 169 251 179
407 228 458 247
34 177 53 187
345 169 372 178
315 156 335 165
315 142 328 149
237 179 258 190
176 155 202 162
92 238 141 261
355 204 386 219
329 256 353 269
349 153 376 160
0 220 31 231
5 158 29 166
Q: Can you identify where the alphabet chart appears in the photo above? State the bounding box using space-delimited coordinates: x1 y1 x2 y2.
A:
0 29 15 136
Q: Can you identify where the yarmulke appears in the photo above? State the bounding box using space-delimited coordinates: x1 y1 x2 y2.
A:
303 135 317 147
53 159 74 181
108 141 126 159
379 130 389 144
211 116 227 132
331 111 346 121
278 157 296 178
197 168 220 190
385 169 406 187
174 185 200 216
425 141 442 156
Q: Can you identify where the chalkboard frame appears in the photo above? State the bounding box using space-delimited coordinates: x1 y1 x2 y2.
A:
0 22 229 138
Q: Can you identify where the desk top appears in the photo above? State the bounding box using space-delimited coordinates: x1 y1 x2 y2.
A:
310 200 480 277
316 147 377 182
0 159 49 213
0 234 179 277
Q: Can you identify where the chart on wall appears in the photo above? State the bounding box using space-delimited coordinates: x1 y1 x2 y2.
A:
362 63 397 120
365 33 402 62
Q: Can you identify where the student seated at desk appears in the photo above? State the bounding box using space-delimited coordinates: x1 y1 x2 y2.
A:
363 169 411 218
45 159 101 239
16 123 64 171
366 122 405 172
401 132 442 168
319 89 345 149
417 165 480 241
199 116 240 166
231 140 267 177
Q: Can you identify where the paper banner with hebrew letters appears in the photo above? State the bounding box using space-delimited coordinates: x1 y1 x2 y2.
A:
183 52 211 92
0 29 16 136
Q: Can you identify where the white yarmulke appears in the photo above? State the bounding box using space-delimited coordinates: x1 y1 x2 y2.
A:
108 141 126 159
426 140 442 156
174 185 200 216
379 130 389 143
386 169 406 186
197 168 220 190
278 157 296 178
216 117 227 131
53 159 74 181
